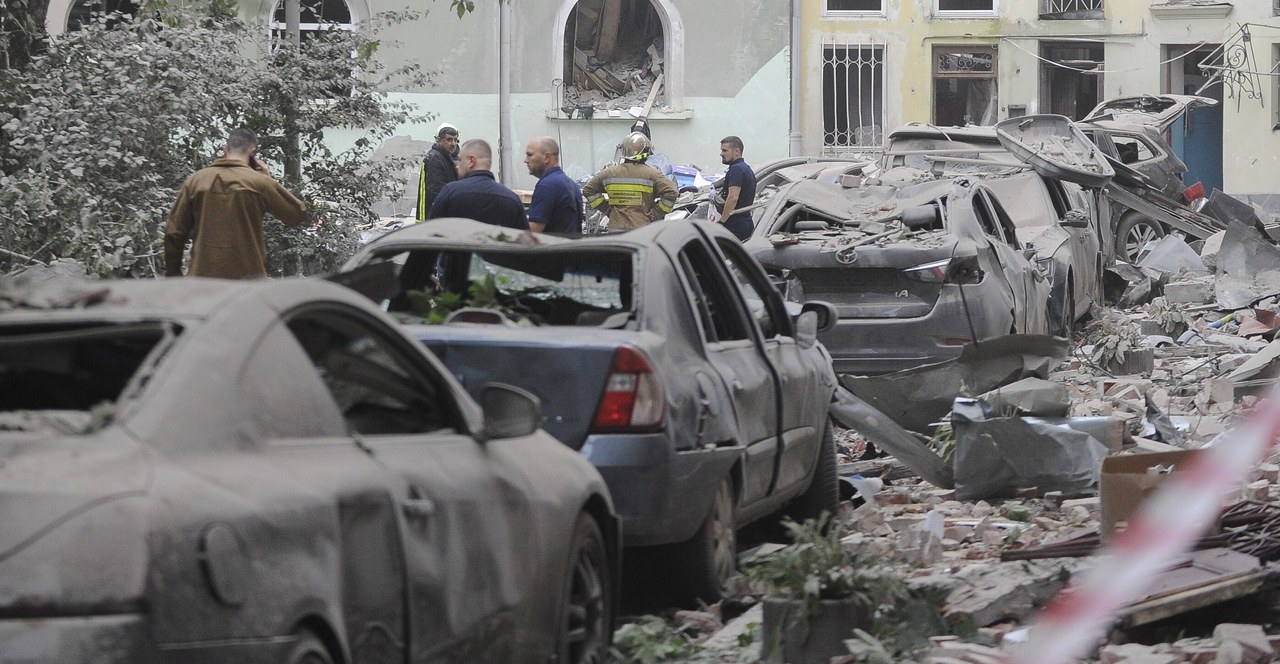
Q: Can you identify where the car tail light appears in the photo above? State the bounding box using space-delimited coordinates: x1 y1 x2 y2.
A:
903 256 982 285
591 346 666 432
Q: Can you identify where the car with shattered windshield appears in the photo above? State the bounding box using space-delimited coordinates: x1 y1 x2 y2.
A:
0 275 617 664
744 175 1051 376
880 122 1106 335
342 218 840 605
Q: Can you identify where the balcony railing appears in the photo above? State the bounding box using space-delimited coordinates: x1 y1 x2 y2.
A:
1041 0 1103 18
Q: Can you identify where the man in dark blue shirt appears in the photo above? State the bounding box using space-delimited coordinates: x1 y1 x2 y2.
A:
524 136 584 234
717 135 757 241
427 139 529 231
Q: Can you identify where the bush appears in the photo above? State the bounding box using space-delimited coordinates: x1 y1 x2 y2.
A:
0 3 430 277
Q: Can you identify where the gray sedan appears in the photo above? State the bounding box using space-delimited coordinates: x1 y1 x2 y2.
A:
0 276 617 664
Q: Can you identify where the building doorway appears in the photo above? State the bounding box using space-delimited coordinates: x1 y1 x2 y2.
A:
932 45 997 126
1039 41 1103 120
1165 44 1223 194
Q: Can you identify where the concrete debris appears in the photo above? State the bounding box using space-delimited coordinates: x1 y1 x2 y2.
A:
1138 234 1210 276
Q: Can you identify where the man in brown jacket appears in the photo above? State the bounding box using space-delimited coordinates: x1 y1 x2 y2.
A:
165 127 308 279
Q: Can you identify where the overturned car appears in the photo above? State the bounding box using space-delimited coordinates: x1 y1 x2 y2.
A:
745 175 1051 375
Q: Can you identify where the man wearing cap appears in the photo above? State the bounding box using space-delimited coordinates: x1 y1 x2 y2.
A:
415 123 460 221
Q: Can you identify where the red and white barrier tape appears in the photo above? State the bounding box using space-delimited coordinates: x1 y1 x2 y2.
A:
1011 396 1280 664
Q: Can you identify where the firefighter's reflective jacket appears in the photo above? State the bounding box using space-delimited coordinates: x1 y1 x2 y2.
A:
581 161 678 231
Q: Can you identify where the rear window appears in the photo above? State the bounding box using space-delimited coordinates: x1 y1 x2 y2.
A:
0 322 175 433
374 249 636 327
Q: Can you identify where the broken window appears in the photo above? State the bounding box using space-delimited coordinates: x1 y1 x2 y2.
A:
935 0 996 15
269 0 356 44
932 45 997 126
0 322 175 434
1040 42 1103 120
826 0 883 12
822 39 885 155
562 0 666 114
66 0 139 31
1040 0 1104 19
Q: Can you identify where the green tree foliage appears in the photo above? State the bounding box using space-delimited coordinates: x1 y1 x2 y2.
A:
0 3 430 277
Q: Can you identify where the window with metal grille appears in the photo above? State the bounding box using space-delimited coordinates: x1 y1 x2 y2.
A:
822 41 885 155
1040 0 1103 19
269 0 356 44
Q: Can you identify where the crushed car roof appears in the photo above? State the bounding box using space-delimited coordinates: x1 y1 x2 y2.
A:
0 276 336 319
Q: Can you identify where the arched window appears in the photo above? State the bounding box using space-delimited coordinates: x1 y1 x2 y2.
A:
269 0 356 44
553 0 684 113
66 0 139 32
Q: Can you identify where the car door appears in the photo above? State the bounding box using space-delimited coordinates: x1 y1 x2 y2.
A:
668 234 781 507
970 188 1040 333
279 305 532 663
707 233 826 496
981 189 1050 333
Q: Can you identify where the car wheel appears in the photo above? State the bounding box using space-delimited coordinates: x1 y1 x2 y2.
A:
785 418 839 525
556 515 612 664
1116 214 1164 263
670 478 737 605
282 629 333 664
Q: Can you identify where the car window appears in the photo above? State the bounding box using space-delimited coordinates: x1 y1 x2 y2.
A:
676 240 752 344
712 237 789 339
375 248 635 327
1111 134 1156 164
242 324 347 439
971 191 1007 243
0 321 175 434
284 309 454 436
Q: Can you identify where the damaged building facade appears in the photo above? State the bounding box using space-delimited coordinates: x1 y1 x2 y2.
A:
798 0 1280 213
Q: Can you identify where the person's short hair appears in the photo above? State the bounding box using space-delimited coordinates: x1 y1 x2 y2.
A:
536 136 560 156
720 135 744 152
228 127 257 151
437 122 459 139
460 138 492 161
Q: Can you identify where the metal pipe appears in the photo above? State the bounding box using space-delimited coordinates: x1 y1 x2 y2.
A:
284 0 301 180
498 0 514 185
788 0 802 157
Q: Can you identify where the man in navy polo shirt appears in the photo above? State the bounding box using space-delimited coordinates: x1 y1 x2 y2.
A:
524 136 584 234
427 139 528 231
716 135 757 241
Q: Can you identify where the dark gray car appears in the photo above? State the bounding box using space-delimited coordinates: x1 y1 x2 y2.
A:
0 276 617 664
745 176 1051 375
343 219 840 604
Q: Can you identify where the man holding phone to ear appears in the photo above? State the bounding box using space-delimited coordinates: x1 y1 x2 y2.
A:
165 127 308 279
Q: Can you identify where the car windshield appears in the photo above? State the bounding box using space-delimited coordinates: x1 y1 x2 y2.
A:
0 322 176 434
375 248 636 327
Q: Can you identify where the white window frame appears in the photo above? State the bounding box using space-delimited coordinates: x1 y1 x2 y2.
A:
1040 0 1103 16
822 0 886 19
268 0 359 47
933 0 998 19
821 37 887 156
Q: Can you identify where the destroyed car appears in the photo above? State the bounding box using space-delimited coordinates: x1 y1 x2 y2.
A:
744 175 1052 375
1077 94 1222 262
881 123 1105 335
342 219 841 604
0 276 617 664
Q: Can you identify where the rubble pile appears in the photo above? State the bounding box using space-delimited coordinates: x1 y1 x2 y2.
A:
638 224 1280 663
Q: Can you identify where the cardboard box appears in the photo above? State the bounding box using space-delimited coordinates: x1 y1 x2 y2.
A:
1100 450 1205 539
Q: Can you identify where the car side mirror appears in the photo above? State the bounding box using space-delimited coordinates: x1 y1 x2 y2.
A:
1060 210 1090 229
800 300 839 333
480 383 542 439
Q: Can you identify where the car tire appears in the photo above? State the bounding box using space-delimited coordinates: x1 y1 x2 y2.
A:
556 515 613 664
785 418 839 526
669 478 737 605
282 629 334 664
1116 214 1164 263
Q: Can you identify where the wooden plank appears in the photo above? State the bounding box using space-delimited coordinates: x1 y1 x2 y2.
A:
1119 569 1269 627
597 0 622 60
640 73 664 117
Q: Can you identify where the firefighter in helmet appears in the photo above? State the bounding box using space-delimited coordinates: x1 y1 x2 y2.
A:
581 132 678 232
